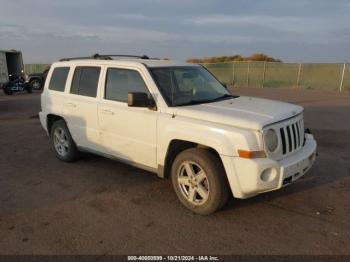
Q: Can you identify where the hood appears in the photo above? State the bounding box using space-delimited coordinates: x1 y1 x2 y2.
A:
174 96 303 130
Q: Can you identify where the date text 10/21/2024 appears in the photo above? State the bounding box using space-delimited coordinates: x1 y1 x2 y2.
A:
127 256 220 261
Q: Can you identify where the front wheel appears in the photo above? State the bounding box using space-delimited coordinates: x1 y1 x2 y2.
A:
25 84 33 93
50 120 80 162
3 85 13 95
171 148 229 215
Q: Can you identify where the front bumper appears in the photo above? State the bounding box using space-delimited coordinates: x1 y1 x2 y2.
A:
221 133 317 199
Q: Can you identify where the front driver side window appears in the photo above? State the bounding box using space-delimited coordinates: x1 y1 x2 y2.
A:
105 68 150 102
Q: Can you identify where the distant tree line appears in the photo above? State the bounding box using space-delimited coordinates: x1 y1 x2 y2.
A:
186 53 282 63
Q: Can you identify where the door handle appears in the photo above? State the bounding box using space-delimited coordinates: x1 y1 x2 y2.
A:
101 109 114 115
66 102 76 108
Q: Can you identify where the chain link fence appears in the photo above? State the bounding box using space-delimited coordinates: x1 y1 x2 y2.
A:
203 61 350 91
24 64 51 75
24 62 350 91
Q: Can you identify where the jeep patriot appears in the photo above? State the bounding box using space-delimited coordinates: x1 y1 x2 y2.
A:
39 54 317 214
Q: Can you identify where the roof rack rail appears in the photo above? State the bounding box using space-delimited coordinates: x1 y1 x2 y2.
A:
98 54 151 59
59 53 151 61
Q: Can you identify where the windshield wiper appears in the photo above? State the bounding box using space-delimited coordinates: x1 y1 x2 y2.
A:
209 94 235 102
175 94 236 106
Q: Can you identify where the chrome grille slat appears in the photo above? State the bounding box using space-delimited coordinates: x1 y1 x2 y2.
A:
296 121 301 147
292 124 297 150
298 120 302 146
284 126 290 153
300 119 305 145
290 124 295 150
268 116 305 158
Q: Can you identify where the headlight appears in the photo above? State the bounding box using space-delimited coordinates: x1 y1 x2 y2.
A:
264 129 278 152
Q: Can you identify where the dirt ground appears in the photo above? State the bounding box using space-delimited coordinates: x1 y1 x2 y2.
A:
0 88 349 255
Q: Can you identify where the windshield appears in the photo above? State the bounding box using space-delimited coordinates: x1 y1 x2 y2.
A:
150 66 234 106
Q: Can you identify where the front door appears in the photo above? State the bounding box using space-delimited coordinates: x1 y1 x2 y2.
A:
98 67 158 169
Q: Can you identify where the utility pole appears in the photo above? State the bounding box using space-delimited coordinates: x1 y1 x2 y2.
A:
246 61 250 88
339 63 346 92
296 63 302 89
262 61 266 88
231 62 235 86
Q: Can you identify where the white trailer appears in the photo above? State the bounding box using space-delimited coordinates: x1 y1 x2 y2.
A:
0 50 24 85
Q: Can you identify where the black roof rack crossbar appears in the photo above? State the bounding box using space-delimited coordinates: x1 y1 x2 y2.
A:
59 53 151 61
59 56 97 62
99 54 150 59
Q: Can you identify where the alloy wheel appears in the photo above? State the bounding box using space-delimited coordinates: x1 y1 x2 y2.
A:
177 161 210 205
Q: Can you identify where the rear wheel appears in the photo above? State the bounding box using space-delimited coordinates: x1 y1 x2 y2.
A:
171 148 229 215
29 78 42 90
50 120 79 162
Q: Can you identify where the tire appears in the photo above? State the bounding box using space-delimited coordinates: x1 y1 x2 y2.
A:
25 85 33 93
3 86 13 95
50 119 80 162
171 148 229 215
29 78 42 90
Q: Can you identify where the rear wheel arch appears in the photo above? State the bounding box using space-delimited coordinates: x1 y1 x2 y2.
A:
47 114 66 135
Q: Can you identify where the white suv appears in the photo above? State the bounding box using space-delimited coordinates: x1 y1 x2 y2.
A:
39 54 317 215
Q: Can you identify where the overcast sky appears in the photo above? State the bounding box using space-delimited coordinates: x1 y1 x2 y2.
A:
1 0 349 63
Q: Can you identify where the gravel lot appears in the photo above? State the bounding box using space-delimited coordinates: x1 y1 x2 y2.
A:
0 88 349 255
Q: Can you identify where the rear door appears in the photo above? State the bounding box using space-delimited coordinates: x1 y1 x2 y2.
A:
64 65 103 151
98 66 158 169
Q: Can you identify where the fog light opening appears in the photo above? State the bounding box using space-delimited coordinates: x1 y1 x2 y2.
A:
260 168 277 182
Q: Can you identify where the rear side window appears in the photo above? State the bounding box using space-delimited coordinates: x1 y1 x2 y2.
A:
105 68 149 102
48 67 70 92
71 66 100 97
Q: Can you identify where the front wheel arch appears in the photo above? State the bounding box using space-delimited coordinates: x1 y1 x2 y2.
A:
163 139 226 178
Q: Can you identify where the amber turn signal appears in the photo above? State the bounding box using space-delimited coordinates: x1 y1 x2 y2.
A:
238 150 266 159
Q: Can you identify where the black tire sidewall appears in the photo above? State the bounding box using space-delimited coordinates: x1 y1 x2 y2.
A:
171 148 229 215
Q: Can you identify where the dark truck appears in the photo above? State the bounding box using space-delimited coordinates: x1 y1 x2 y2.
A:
27 66 50 90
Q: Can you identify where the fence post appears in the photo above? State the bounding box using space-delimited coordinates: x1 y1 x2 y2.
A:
296 63 302 89
262 61 266 88
246 61 250 88
231 62 235 86
339 63 346 92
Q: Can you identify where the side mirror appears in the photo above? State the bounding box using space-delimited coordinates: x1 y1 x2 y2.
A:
127 92 156 109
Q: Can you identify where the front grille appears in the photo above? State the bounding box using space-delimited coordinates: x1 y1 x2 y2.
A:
279 119 304 155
